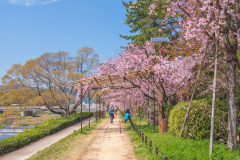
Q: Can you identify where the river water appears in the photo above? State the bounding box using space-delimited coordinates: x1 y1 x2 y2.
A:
0 125 34 141
0 135 15 140
0 109 98 141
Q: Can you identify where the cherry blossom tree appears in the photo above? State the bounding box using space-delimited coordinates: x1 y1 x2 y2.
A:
149 0 240 150
76 42 202 134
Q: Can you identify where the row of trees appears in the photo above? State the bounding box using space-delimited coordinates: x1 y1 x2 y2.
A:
0 47 99 116
123 0 240 151
77 0 240 152
0 0 239 153
151 0 240 150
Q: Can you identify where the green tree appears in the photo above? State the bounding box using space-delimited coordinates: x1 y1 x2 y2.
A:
120 0 171 45
1 47 99 116
0 90 5 106
0 87 35 106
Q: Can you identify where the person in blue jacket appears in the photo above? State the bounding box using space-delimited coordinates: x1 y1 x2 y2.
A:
109 106 115 124
124 106 131 123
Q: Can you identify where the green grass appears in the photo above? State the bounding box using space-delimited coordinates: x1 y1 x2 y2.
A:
131 116 149 125
27 116 106 160
0 112 93 155
121 112 240 160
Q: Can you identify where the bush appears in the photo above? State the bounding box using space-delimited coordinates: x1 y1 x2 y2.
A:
0 112 93 155
168 99 228 140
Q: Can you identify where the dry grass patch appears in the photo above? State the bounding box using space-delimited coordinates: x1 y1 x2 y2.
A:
13 114 60 127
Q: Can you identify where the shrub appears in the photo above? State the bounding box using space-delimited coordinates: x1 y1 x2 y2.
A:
0 112 93 155
168 99 228 140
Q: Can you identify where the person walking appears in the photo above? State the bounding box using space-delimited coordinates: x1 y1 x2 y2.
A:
109 107 115 124
124 106 131 123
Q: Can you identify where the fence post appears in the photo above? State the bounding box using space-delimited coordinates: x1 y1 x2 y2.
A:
120 127 121 133
142 133 144 143
149 141 152 154
139 130 141 138
155 147 158 158
164 157 168 160
145 136 147 144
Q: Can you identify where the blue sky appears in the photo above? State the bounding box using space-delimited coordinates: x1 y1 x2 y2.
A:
0 0 132 84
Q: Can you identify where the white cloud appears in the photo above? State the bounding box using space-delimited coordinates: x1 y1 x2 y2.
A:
7 0 60 6
40 0 59 5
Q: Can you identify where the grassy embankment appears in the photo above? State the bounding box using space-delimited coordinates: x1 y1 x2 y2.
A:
121 112 240 160
0 112 93 155
27 116 106 160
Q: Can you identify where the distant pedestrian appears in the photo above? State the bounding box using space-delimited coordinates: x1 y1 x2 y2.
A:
109 107 115 124
124 106 131 123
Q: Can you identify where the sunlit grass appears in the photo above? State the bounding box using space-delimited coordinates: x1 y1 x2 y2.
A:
121 112 240 160
27 117 106 160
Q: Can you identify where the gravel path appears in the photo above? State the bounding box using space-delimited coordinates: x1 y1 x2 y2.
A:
82 114 137 160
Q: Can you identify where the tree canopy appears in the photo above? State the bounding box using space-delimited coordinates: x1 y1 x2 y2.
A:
1 47 99 116
120 0 171 45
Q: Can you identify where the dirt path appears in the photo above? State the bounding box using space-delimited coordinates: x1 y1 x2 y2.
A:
0 117 96 160
82 114 137 160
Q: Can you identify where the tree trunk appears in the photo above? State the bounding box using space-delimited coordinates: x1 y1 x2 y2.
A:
148 97 150 125
210 36 218 155
157 87 163 134
157 82 163 121
167 97 173 106
65 107 69 116
134 97 136 118
227 58 237 150
156 78 163 132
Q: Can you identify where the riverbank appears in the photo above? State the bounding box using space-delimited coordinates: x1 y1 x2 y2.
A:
0 112 93 155
0 112 60 141
0 117 96 160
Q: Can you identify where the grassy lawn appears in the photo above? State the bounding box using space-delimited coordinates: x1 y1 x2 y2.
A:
27 116 106 160
121 113 240 160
